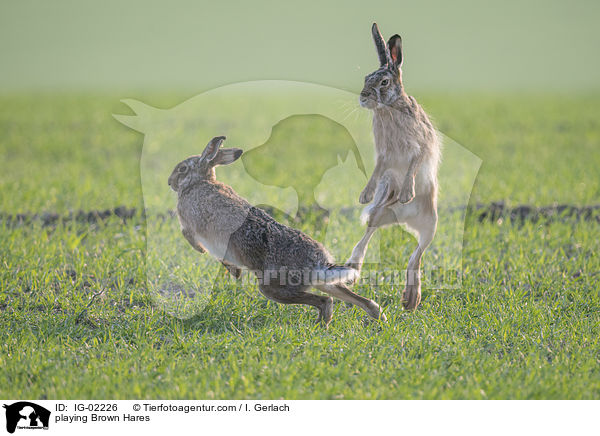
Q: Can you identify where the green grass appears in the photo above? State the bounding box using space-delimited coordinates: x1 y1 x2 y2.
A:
1 93 599 399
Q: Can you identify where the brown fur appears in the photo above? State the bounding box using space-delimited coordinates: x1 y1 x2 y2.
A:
170 136 386 326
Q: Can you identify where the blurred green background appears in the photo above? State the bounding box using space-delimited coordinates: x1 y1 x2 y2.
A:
1 0 599 93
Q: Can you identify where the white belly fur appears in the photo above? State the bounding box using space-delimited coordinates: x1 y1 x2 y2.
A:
195 232 245 268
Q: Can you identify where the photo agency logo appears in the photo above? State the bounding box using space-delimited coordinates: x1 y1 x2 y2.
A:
114 81 481 319
3 402 50 433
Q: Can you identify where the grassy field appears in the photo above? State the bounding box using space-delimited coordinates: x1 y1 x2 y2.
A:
1 92 599 399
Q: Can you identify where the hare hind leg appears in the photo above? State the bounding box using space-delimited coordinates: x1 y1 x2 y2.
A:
258 284 334 327
346 206 399 270
346 200 419 271
347 172 403 270
402 205 437 310
316 283 386 321
346 226 376 271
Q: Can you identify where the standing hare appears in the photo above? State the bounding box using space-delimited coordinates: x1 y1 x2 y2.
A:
347 23 441 310
169 136 386 326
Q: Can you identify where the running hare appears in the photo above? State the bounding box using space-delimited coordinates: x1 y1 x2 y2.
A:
169 136 386 326
347 23 441 310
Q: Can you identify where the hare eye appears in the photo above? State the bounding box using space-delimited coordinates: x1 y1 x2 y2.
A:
381 79 390 86
178 165 187 174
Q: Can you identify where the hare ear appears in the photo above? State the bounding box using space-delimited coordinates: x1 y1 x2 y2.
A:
200 136 226 161
372 23 391 66
387 34 403 68
211 148 243 166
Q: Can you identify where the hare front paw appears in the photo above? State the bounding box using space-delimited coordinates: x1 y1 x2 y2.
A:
222 261 242 279
398 182 415 204
359 185 374 204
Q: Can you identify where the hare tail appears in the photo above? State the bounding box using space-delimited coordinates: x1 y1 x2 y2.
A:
312 265 360 285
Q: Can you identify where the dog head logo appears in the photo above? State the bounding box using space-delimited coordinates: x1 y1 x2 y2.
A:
3 402 50 433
